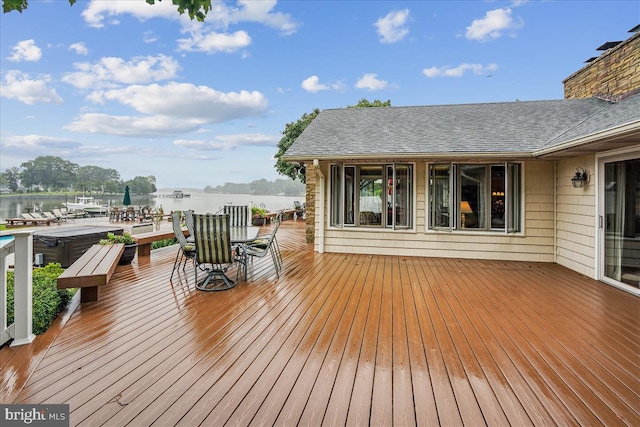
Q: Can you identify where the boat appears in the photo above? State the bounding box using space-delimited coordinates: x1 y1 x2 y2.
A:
172 190 191 198
63 196 108 215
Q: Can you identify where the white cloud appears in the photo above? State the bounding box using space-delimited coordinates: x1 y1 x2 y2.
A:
66 82 269 137
375 9 410 44
1 135 81 154
65 113 202 137
301 76 344 93
90 82 268 122
61 55 180 89
69 42 89 55
7 39 42 62
177 29 252 53
355 73 388 90
173 133 279 151
82 0 179 28
217 0 299 35
422 63 498 78
143 31 158 43
301 76 328 93
82 0 298 34
0 70 63 105
465 8 523 42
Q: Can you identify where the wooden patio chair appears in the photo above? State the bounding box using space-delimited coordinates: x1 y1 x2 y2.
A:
41 211 58 220
52 208 70 222
170 211 196 280
192 214 237 291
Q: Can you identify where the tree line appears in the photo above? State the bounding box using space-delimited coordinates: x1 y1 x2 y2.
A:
0 156 157 195
204 178 305 196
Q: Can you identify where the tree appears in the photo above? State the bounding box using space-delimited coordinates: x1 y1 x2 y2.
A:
274 109 320 184
125 176 157 194
348 98 391 108
76 165 121 193
2 0 213 21
274 99 392 183
1 167 20 192
20 156 78 191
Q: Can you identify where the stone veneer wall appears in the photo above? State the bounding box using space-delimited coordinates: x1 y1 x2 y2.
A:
304 163 315 243
563 32 640 99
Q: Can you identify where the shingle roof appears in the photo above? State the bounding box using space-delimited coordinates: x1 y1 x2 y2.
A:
283 94 640 160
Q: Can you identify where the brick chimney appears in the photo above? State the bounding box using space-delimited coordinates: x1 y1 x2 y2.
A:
563 28 639 100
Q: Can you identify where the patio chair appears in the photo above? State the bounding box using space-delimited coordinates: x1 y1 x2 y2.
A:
223 205 249 227
52 208 70 221
184 209 195 237
243 216 282 278
109 207 122 222
170 211 196 280
193 214 237 291
249 210 283 267
41 211 58 220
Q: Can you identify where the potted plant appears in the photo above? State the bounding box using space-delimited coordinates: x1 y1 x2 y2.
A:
251 206 267 226
99 232 138 265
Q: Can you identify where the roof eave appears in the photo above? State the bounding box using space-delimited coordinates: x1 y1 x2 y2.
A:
533 120 640 158
282 151 534 163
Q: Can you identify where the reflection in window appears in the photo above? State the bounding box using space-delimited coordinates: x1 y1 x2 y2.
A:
429 164 451 228
330 164 413 229
460 165 486 229
429 163 521 232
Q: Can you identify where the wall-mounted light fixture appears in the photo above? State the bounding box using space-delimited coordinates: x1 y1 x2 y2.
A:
571 167 589 188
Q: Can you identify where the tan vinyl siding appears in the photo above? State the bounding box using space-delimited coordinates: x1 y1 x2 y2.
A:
555 155 597 277
317 161 556 263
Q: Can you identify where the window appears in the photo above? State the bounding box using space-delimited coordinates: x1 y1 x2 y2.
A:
429 163 521 232
330 163 413 229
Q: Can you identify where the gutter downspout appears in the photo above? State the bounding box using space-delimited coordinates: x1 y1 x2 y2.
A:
313 159 325 253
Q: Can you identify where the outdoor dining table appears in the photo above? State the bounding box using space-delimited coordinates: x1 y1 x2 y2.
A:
230 226 260 281
229 226 261 245
188 225 261 286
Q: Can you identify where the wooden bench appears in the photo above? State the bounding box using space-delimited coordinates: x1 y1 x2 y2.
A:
5 217 54 228
264 209 296 223
134 228 189 258
57 243 124 303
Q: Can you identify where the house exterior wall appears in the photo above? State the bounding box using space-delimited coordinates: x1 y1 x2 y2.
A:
314 160 557 263
555 155 598 278
563 32 640 99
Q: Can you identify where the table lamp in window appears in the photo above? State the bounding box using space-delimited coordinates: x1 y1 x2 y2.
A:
460 201 473 228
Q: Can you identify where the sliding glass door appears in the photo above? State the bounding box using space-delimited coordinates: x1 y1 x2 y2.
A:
601 155 640 292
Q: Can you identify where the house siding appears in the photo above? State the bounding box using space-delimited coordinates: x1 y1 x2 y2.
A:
555 155 597 278
315 161 556 263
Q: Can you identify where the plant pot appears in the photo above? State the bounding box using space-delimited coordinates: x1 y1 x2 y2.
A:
252 217 265 226
119 243 138 265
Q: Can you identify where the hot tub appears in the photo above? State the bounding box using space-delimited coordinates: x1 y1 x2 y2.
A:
33 226 124 268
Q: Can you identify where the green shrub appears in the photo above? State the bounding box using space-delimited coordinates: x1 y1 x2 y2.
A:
6 263 77 335
152 238 177 249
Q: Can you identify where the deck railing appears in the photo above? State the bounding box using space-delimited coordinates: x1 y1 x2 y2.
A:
0 231 35 347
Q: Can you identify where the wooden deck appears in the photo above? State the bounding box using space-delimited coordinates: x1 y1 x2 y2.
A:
1 220 639 426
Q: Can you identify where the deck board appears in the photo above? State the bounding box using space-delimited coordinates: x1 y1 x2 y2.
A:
1 220 639 426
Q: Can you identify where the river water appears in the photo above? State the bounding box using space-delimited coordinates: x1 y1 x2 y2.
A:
0 192 304 221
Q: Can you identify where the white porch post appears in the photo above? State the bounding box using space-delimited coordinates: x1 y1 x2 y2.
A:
11 231 35 346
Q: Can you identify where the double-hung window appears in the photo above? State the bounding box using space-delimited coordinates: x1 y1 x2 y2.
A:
330 163 413 229
428 163 521 232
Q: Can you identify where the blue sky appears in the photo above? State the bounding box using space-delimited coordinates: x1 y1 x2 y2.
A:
1 1 638 189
